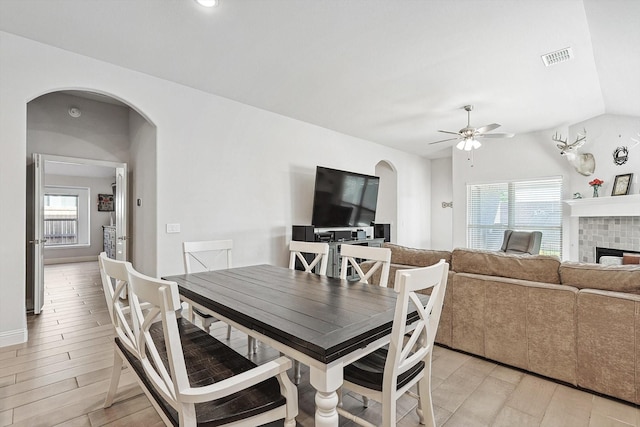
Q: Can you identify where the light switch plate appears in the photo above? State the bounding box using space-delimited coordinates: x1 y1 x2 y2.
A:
166 223 181 233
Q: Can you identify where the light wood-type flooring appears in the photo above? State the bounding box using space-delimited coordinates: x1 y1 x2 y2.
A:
1 261 639 426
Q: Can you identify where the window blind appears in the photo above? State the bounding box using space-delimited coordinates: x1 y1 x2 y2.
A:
467 177 563 257
44 194 79 246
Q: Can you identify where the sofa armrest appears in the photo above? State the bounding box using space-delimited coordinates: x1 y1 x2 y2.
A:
560 262 640 294
577 289 640 404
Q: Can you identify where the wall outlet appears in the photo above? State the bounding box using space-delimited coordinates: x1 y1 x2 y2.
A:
166 223 181 233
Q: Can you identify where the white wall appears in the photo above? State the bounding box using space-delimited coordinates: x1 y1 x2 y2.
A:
568 114 640 196
430 157 453 250
375 160 398 243
0 31 432 347
129 110 157 276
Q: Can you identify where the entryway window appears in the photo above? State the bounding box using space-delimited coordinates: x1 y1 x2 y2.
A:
467 177 563 257
44 187 90 247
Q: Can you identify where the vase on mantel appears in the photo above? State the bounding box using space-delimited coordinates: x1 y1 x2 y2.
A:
589 179 603 198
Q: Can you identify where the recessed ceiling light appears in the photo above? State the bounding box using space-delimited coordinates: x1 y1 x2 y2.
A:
195 0 218 7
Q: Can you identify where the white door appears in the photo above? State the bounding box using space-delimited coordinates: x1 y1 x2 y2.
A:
31 153 45 314
114 165 128 260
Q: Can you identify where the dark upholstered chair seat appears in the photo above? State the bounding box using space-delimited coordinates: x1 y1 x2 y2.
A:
192 307 213 319
343 346 425 392
117 318 286 427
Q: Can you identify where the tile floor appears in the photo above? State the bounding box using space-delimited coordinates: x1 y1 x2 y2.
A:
0 261 638 426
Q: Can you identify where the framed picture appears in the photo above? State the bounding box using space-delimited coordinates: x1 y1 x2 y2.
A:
611 173 633 196
98 193 115 211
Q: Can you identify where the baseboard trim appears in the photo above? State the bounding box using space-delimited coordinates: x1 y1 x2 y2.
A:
44 256 98 265
0 327 27 348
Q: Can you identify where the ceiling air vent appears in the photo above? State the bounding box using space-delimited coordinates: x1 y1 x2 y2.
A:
541 47 573 67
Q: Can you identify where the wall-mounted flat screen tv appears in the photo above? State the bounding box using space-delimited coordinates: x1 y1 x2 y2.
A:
311 166 379 228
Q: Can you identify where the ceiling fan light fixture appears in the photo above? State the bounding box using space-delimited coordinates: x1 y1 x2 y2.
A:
431 104 513 151
456 137 481 151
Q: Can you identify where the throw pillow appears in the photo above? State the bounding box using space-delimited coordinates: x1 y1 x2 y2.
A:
622 253 640 265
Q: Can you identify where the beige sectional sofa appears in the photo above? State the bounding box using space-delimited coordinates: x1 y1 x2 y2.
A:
362 243 640 405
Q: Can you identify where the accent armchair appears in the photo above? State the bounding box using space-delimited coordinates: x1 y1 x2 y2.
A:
500 230 542 255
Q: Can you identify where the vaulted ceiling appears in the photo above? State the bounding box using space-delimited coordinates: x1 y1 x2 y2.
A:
1 0 638 158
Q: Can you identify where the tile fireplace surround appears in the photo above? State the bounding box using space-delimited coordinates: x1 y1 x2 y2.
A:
565 194 640 263
579 216 640 263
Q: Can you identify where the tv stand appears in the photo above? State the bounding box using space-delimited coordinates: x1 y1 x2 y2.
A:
291 225 384 278
326 238 385 278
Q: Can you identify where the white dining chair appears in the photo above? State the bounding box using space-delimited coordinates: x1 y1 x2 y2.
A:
98 252 138 362
183 240 233 336
105 262 298 427
99 251 154 408
339 244 392 406
288 240 329 275
337 259 450 427
182 240 258 354
340 244 392 287
183 239 257 354
287 240 330 384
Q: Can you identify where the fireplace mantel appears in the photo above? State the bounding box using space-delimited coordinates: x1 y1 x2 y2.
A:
564 194 640 217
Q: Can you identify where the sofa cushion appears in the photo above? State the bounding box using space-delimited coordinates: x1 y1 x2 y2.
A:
560 262 640 294
452 248 561 284
382 243 451 267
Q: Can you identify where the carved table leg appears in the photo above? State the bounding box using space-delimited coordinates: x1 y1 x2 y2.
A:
310 362 342 427
315 390 339 426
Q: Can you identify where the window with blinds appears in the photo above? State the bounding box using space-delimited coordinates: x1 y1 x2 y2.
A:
467 177 563 257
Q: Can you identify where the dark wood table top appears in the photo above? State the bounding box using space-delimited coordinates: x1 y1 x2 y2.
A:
165 264 427 364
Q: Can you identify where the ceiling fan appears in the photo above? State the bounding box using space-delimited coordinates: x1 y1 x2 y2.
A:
429 105 515 151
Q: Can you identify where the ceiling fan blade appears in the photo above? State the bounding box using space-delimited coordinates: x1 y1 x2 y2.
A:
477 132 515 138
475 123 501 134
429 137 460 145
437 130 462 135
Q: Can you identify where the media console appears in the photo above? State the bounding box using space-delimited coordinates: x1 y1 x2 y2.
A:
291 225 385 278
325 237 385 278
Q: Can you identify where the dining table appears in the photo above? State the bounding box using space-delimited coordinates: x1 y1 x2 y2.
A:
164 264 428 427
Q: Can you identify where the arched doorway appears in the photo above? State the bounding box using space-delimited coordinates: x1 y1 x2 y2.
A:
25 89 157 313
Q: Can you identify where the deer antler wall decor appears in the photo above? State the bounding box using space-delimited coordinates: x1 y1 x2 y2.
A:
552 129 595 176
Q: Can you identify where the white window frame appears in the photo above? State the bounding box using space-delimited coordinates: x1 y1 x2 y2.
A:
44 186 90 248
466 176 563 258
